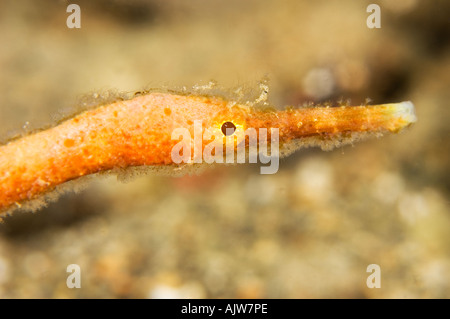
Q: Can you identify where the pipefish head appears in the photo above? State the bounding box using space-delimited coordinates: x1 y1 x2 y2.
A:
148 93 416 164
203 98 418 158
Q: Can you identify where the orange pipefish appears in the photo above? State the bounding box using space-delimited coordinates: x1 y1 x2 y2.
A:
0 91 416 215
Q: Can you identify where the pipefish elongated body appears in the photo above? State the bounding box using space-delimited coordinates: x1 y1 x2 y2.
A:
0 92 416 215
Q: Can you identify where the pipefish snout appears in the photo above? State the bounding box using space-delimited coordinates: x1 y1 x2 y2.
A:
0 92 416 215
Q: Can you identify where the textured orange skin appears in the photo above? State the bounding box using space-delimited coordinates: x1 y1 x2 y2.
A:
0 93 411 212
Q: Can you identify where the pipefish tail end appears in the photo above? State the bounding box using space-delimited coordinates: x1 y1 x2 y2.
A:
0 91 417 216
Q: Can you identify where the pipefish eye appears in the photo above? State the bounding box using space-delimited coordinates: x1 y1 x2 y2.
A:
221 121 236 136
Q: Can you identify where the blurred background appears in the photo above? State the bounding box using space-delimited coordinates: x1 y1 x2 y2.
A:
0 0 449 298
